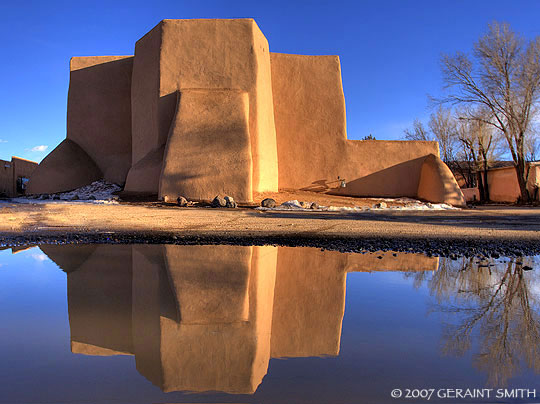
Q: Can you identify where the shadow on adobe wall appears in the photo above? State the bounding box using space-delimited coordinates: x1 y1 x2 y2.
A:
331 158 425 199
67 58 133 184
301 179 342 193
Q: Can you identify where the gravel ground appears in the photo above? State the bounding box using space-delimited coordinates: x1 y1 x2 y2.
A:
1 232 538 259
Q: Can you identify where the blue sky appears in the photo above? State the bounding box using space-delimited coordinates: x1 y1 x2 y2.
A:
1 0 540 162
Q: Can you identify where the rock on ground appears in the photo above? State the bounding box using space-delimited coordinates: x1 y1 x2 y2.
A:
212 196 227 208
261 198 276 208
224 196 237 208
177 196 188 207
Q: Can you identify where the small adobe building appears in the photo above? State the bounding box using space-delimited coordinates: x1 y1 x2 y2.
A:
0 156 37 198
460 162 540 203
27 19 465 206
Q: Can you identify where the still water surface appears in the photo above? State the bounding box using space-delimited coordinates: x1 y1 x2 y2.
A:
0 244 539 403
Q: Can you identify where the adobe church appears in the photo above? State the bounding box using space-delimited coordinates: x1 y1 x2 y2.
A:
27 19 465 206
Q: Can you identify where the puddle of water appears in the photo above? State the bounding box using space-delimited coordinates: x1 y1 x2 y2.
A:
0 245 539 403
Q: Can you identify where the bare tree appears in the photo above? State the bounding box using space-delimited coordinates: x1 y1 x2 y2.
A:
454 140 478 189
455 108 500 201
428 106 459 164
404 118 431 141
404 108 460 175
404 109 459 164
437 22 540 202
525 129 539 162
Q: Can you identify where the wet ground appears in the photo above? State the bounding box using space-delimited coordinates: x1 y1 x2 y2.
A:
1 244 539 403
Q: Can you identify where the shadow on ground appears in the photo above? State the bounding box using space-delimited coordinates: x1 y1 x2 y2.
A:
246 208 540 232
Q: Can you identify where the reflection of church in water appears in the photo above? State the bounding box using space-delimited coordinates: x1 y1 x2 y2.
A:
41 244 438 394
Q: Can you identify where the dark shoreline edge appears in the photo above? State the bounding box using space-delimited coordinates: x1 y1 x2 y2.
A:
1 232 539 258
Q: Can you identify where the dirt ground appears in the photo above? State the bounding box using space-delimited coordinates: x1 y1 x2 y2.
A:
251 189 412 207
0 199 539 242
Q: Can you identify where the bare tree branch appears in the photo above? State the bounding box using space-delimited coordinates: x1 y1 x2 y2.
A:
434 22 540 202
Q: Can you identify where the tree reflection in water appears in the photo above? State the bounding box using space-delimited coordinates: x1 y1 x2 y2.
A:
406 257 540 386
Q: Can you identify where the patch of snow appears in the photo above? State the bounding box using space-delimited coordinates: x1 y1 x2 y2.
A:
378 197 419 203
326 206 366 212
373 202 458 211
274 200 304 210
12 180 121 204
256 198 460 212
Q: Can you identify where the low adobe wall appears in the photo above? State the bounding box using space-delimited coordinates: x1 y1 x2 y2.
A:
462 187 480 203
488 167 522 202
270 52 461 203
26 139 102 195
417 154 466 206
340 141 440 198
487 165 540 202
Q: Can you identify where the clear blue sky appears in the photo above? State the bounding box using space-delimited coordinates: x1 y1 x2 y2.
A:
1 0 540 162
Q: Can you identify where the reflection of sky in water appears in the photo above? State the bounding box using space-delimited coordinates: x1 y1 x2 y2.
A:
0 246 539 404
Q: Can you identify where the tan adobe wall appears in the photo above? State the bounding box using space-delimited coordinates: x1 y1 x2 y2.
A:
129 23 163 169
13 157 37 179
159 89 253 202
270 53 347 191
462 187 480 202
0 159 13 197
487 165 540 202
28 55 133 195
529 165 539 201
488 167 521 202
417 154 466 206
12 157 37 195
159 19 278 194
123 22 167 194
339 142 442 198
26 139 102 195
68 56 133 184
126 19 278 196
0 157 37 197
270 53 453 199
